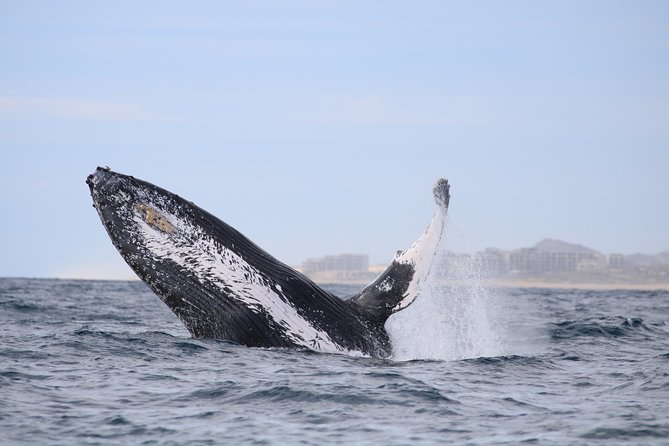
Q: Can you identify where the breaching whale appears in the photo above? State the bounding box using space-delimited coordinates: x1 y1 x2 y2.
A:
87 167 450 358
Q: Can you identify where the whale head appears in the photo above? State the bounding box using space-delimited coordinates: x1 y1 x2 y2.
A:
86 166 246 340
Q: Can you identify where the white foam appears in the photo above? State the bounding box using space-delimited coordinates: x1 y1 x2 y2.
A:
386 216 511 361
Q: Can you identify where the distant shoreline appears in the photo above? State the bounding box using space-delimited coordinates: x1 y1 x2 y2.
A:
313 278 669 291
484 279 669 292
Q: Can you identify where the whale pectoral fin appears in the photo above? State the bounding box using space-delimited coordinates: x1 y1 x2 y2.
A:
350 178 451 325
348 260 415 325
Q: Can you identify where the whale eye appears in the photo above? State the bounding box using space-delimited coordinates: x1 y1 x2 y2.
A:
135 203 175 234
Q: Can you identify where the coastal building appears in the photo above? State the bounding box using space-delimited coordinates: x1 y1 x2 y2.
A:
608 254 624 268
508 239 605 274
300 243 669 286
479 248 509 277
300 254 375 283
302 254 369 275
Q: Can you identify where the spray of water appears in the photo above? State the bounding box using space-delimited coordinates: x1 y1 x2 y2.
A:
385 217 513 361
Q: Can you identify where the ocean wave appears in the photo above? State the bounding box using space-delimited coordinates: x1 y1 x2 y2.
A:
550 316 649 339
581 424 669 440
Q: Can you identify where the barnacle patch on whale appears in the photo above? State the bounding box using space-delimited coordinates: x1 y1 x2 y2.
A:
135 203 175 234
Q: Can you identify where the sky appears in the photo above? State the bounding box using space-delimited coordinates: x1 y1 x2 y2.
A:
1 1 668 279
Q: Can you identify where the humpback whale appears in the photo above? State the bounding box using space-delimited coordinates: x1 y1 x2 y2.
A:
87 167 450 358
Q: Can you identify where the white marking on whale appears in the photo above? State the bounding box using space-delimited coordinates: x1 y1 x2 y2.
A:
131 201 345 353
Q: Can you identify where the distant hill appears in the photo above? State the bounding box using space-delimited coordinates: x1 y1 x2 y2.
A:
532 239 598 254
625 251 669 267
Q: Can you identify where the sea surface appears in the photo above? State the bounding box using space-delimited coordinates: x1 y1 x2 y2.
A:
1 277 668 445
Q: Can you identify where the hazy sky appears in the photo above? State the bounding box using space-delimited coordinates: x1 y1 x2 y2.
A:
1 1 668 279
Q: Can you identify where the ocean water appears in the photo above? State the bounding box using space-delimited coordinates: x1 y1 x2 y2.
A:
1 277 669 445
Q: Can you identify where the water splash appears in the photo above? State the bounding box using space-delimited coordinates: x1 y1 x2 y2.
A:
385 217 511 361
